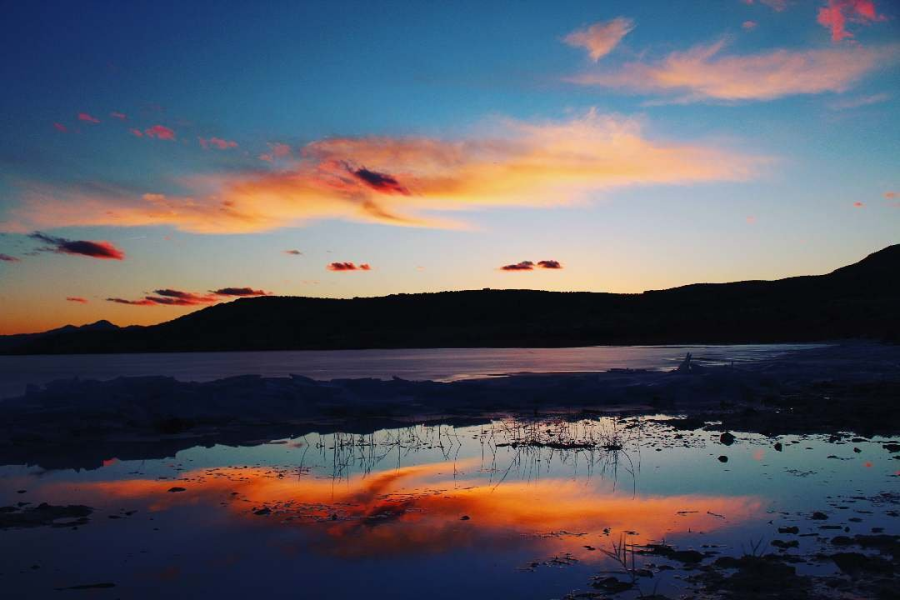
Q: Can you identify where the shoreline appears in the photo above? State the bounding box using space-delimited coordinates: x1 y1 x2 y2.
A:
1 341 897 470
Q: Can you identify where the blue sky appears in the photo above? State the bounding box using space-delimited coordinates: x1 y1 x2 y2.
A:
0 0 898 333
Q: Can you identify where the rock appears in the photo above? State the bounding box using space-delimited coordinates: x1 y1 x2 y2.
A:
778 526 800 534
720 432 736 446
811 511 828 520
592 576 633 593
718 455 729 463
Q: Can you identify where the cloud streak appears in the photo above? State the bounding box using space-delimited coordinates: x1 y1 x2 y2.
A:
29 232 125 260
500 260 563 271
564 18 635 62
66 297 88 303
327 262 371 272
0 254 20 262
144 125 176 140
200 137 238 150
568 41 899 102
210 287 270 296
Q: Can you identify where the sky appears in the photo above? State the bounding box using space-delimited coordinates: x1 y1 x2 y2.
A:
0 0 898 334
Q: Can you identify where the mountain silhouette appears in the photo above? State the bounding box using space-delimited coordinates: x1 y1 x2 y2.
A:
3 245 898 355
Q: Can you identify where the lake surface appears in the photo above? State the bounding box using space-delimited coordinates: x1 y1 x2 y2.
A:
0 415 896 599
0 344 824 399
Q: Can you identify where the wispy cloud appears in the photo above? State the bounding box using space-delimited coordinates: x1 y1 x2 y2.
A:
106 286 268 307
327 262 371 272
110 112 127 120
827 92 890 109
500 260 563 271
500 261 535 271
144 125 176 140
65 297 88 303
568 41 899 102
284 249 302 255
199 137 238 150
741 0 789 11
210 287 270 296
0 253 20 262
817 0 885 42
29 232 125 260
53 123 68 133
78 112 100 124
564 18 635 62
259 142 291 162
742 20 758 31
3 111 762 234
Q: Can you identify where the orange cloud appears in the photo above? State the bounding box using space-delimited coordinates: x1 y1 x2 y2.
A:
885 191 897 199
564 18 635 61
65 296 88 303
817 0 885 42
2 111 762 234
569 40 899 102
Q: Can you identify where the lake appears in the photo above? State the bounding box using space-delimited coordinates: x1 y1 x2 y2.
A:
0 415 896 599
0 343 823 399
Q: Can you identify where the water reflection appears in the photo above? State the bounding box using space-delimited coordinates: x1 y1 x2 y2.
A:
42 460 762 560
1 416 895 600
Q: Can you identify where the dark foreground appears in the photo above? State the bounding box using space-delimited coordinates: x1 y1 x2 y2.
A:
0 342 898 599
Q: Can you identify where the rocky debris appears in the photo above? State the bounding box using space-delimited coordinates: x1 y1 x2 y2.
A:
0 503 92 529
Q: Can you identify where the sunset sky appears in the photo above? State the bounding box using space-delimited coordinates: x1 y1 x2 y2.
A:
1 0 898 334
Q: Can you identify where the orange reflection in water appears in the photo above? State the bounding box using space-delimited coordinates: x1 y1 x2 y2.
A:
43 460 762 560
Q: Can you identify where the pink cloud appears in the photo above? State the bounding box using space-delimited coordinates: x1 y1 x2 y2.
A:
144 125 176 140
199 137 238 150
564 18 635 62
817 0 886 42
110 112 127 120
53 122 68 133
66 297 88 304
78 113 100 124
742 20 758 30
129 128 144 137
259 142 291 162
569 41 899 101
853 201 864 207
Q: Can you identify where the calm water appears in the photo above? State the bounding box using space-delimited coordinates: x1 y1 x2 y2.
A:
0 416 896 599
0 344 823 399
